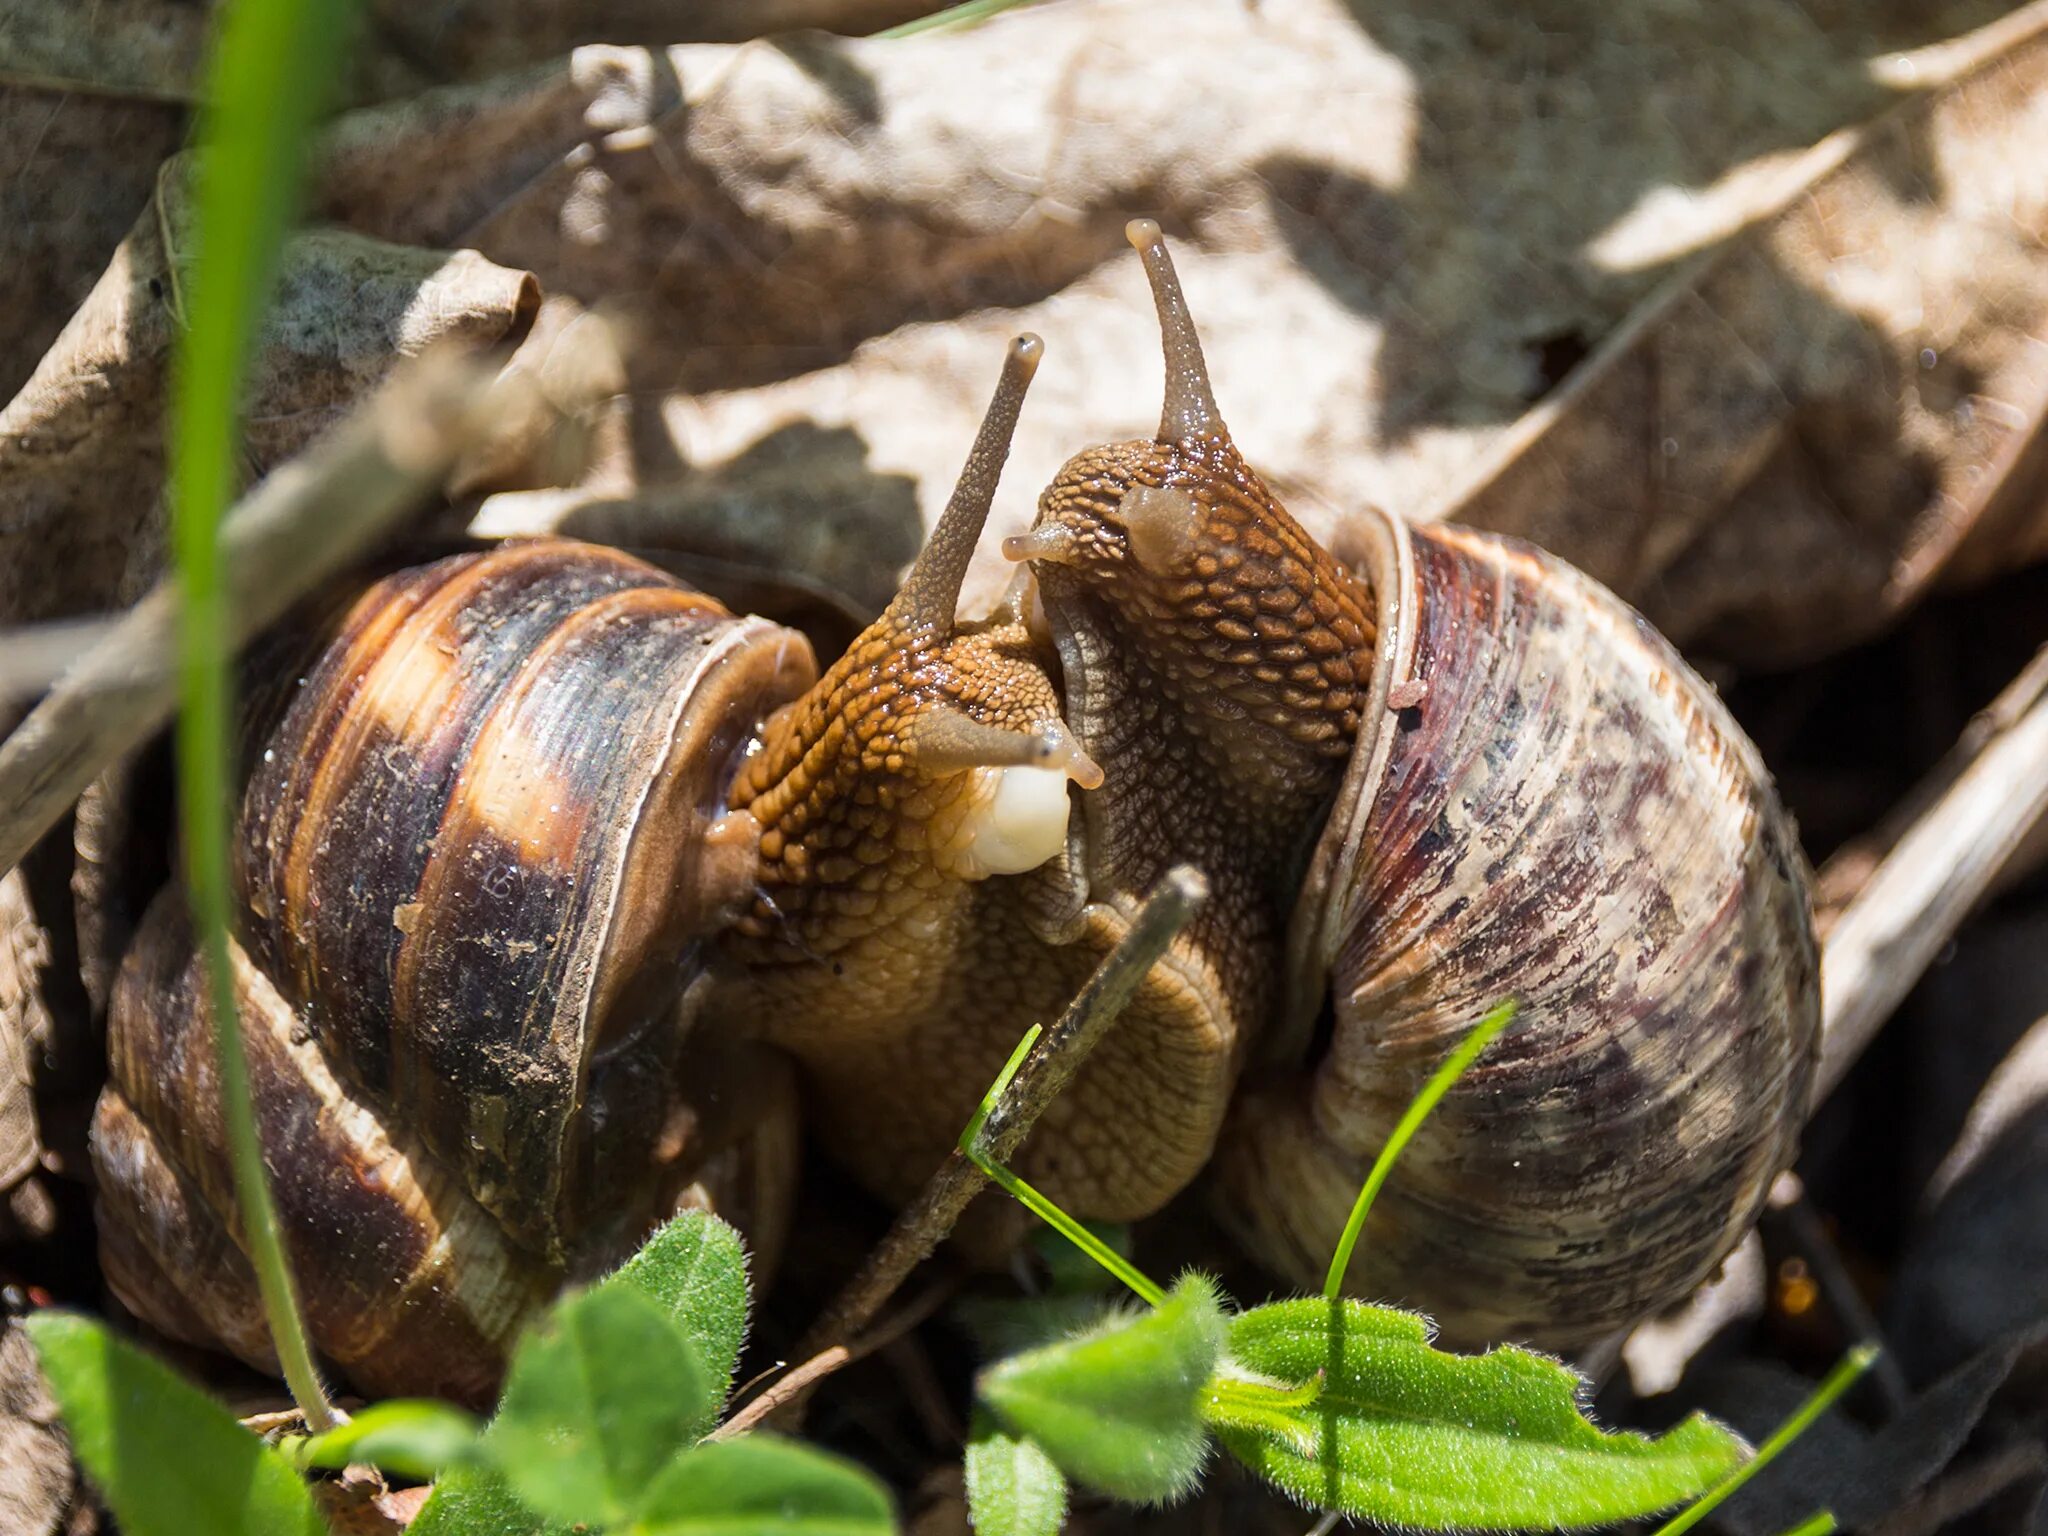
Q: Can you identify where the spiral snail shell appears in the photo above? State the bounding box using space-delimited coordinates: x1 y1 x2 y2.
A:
1004 222 1821 1347
94 542 813 1404
90 223 1821 1400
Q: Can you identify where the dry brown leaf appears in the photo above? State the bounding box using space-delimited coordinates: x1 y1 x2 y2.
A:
0 1322 71 1536
0 83 186 408
0 155 538 625
308 0 2040 655
1445 4 2048 666
1890 1008 2048 1391
0 871 49 1198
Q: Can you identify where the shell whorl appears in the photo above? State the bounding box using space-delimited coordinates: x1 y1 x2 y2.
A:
1217 507 1822 1346
232 541 813 1253
93 541 816 1402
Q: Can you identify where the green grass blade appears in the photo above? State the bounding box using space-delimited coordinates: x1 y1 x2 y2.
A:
1323 1000 1516 1300
964 1027 1167 1308
1652 1345 1878 1536
876 0 1043 40
172 0 359 1432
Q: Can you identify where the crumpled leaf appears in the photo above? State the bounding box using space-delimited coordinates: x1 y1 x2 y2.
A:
1889 1010 2048 1390
1680 1327 2048 1535
0 83 185 409
0 152 538 625
307 0 2038 659
1445 3 2048 665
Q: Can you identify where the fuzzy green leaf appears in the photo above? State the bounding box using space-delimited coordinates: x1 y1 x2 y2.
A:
608 1209 752 1429
966 1413 1068 1536
628 1436 896 1534
487 1283 714 1525
285 1398 483 1480
24 1313 324 1536
407 1464 569 1536
978 1273 1225 1504
1216 1299 1746 1529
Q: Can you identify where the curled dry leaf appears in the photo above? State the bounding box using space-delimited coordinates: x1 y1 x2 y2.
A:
0 154 539 626
1889 1007 2048 1393
0 871 49 1199
1444 3 2048 666
310 0 2037 652
0 82 185 410
1682 1327 2048 1535
0 1322 73 1536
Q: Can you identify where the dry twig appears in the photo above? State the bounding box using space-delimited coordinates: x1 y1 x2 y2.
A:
1816 644 2048 1103
0 343 595 878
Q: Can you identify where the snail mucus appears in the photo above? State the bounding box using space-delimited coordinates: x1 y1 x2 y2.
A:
91 222 1821 1404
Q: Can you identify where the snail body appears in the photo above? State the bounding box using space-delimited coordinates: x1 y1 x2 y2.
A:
91 226 1821 1399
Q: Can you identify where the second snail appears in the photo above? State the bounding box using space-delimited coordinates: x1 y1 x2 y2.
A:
97 221 1820 1402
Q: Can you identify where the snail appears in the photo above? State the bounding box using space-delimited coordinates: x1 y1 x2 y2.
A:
90 223 1820 1405
91 540 817 1406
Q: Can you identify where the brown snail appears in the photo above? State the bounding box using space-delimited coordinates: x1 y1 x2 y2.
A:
93 541 819 1405
92 222 1820 1404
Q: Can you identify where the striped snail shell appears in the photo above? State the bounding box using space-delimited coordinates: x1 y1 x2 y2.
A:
1219 502 1821 1348
92 542 812 1404
1012 222 1821 1349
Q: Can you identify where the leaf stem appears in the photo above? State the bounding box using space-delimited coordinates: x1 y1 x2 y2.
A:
971 1146 1165 1308
1652 1344 1878 1536
1323 1000 1517 1301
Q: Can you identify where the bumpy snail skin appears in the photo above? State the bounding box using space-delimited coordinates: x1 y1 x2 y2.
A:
714 337 1244 1221
1013 221 1820 1349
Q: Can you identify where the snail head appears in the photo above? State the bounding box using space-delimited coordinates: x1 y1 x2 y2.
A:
727 335 1099 957
1010 221 1378 813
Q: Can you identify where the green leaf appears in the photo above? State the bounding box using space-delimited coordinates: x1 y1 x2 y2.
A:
283 1398 483 1480
966 1413 1067 1536
24 1313 324 1536
407 1463 570 1536
628 1436 896 1535
486 1283 715 1525
1215 1298 1746 1529
978 1273 1225 1504
606 1210 752 1431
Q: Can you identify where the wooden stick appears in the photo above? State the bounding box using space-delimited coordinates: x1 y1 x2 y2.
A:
787 866 1208 1370
0 351 526 879
1815 643 2048 1104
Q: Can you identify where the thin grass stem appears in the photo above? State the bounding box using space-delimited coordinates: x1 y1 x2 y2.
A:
172 0 359 1433
876 0 1042 40
1652 1345 1878 1536
1323 1000 1517 1301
